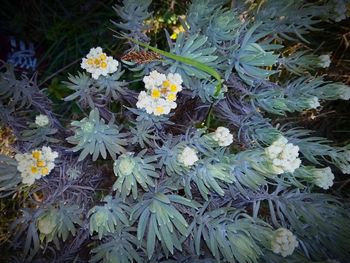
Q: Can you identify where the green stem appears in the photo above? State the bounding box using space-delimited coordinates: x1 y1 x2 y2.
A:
125 37 223 97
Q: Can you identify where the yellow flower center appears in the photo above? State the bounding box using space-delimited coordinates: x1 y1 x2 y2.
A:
100 61 108 69
167 93 176 102
31 166 38 174
170 84 177 92
99 53 107 60
160 87 168 95
41 167 49 176
37 160 46 167
32 151 41 160
162 80 170 88
155 106 165 115
151 89 161 99
94 58 101 66
87 58 94 65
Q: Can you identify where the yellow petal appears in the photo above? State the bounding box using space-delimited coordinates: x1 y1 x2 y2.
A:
170 84 177 92
162 80 170 88
151 89 161 98
41 167 49 176
32 150 41 160
99 53 107 60
155 106 165 115
100 61 107 69
167 93 176 102
94 58 101 66
31 166 38 173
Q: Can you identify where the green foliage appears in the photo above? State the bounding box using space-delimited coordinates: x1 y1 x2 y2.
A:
67 108 128 161
281 51 327 75
0 63 37 109
88 196 130 239
267 191 350 261
229 150 274 192
113 152 159 200
64 68 127 108
130 120 157 148
251 0 329 41
37 203 83 245
112 0 152 43
20 121 59 147
230 24 279 85
192 208 270 263
253 88 319 115
186 0 228 33
96 68 128 100
284 77 350 101
2 0 350 262
0 155 21 197
64 72 95 108
205 8 241 48
155 140 190 176
165 32 219 86
185 158 233 200
131 191 198 259
90 226 142 263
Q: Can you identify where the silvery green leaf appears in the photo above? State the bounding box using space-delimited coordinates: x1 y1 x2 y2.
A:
67 108 128 161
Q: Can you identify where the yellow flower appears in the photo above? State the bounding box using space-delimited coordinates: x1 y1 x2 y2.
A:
41 167 49 176
94 58 101 66
170 84 178 92
99 53 107 60
151 89 161 98
100 61 107 69
31 166 38 174
37 160 46 167
87 58 94 65
162 80 170 88
167 93 176 102
32 151 41 160
155 106 165 115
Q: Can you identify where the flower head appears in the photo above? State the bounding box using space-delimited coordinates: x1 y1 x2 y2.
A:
212 126 233 147
137 70 183 116
313 167 334 190
271 228 298 257
178 146 199 167
81 47 119 79
265 136 301 174
318 54 331 68
35 114 50 127
15 146 58 186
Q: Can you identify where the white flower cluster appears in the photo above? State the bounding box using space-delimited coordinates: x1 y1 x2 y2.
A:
265 136 301 174
317 54 331 68
271 228 298 257
212 127 233 147
15 146 58 186
81 47 119 79
35 114 49 127
136 70 183 116
307 96 320 109
178 146 199 167
313 167 335 190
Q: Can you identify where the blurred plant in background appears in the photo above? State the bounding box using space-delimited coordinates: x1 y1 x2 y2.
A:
1 0 350 262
